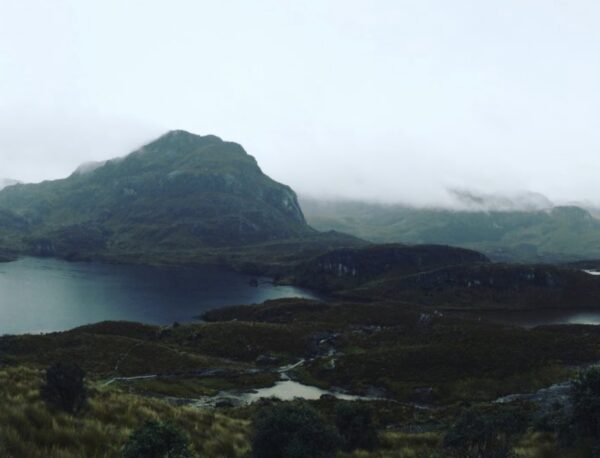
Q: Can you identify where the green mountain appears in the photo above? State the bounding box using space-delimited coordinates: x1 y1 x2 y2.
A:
301 197 600 262
0 131 338 264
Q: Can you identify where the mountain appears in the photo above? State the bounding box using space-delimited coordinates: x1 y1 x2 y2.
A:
300 197 600 262
0 131 338 263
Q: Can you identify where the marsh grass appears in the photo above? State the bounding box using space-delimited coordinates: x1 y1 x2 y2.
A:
513 431 587 458
337 431 442 457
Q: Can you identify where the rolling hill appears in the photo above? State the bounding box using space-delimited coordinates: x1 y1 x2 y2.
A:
301 197 600 262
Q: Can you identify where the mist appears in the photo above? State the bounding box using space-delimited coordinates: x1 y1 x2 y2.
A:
2 0 600 208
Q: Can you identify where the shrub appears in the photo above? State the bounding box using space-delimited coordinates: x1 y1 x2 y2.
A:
122 420 194 458
40 362 87 413
251 402 340 458
444 408 527 458
335 402 378 451
572 366 600 439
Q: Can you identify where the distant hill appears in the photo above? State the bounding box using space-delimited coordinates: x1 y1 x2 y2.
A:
288 243 489 292
0 131 361 264
281 242 600 310
300 197 600 262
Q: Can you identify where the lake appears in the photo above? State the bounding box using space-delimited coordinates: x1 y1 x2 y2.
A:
0 257 319 335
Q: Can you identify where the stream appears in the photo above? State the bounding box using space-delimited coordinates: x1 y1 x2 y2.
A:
104 358 384 408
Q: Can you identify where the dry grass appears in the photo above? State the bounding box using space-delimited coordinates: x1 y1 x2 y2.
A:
0 365 250 458
513 431 587 458
337 431 442 458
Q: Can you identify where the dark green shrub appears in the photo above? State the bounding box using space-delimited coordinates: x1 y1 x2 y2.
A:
40 362 87 413
444 410 495 456
122 421 193 458
573 366 600 439
335 402 378 451
251 402 340 458
444 408 527 458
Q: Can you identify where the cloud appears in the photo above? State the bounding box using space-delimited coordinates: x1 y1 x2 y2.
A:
2 1 600 207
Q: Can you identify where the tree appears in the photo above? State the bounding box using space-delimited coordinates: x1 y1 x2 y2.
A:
123 420 194 458
40 362 87 413
251 402 340 458
335 402 378 451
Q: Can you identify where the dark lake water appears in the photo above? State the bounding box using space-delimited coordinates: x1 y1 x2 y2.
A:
0 257 319 335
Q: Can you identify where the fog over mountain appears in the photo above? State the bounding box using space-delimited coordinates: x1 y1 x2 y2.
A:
0 179 20 191
2 1 600 207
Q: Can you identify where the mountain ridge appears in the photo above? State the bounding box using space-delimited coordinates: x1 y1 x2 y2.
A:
301 196 600 262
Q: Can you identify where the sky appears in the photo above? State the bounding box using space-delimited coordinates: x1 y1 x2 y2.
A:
1 0 600 207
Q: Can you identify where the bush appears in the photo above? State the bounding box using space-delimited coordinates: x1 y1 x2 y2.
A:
335 402 378 451
251 402 340 458
122 420 194 458
40 362 87 413
572 366 600 439
444 408 527 458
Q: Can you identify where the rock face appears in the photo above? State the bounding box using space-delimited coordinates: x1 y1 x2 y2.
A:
0 130 313 258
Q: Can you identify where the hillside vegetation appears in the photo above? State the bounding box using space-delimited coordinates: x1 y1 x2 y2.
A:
1 300 598 456
301 197 600 262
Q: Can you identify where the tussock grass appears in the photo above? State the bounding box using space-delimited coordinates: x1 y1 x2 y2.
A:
337 431 442 457
0 366 250 458
513 431 587 458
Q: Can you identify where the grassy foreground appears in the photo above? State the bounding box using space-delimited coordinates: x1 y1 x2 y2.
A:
0 364 577 458
0 365 250 458
1 298 598 456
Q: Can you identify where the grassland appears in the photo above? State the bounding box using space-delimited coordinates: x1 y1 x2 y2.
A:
1 298 598 456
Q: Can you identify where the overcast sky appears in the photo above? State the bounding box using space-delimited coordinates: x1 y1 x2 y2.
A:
1 0 600 207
